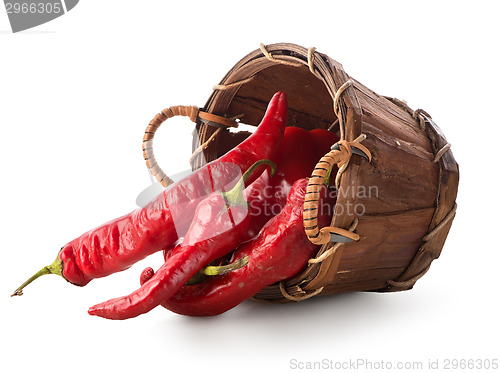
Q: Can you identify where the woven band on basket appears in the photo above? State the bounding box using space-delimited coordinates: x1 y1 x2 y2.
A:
303 136 372 246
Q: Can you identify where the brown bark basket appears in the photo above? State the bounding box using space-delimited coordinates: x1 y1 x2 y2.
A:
154 43 459 302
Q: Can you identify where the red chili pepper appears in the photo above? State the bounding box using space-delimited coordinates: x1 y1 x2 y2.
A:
87 159 277 320
241 127 340 242
160 178 334 317
273 127 340 186
158 127 339 264
12 92 287 297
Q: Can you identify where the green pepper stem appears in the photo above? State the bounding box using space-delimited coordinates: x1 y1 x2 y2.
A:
11 256 63 297
221 159 277 207
186 256 250 285
200 256 249 276
323 165 335 187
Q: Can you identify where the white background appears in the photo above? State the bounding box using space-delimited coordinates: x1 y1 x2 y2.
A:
1 1 499 372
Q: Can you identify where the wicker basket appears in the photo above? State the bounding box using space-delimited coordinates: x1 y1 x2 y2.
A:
143 43 459 303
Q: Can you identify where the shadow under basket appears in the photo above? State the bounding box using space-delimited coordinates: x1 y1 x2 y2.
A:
158 43 459 303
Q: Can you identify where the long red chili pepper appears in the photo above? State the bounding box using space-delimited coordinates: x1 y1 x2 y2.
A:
88 159 277 320
159 178 334 317
11 92 287 296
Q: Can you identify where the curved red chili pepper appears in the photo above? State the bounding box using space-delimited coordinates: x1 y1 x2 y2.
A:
88 159 276 320
160 178 335 317
12 92 287 297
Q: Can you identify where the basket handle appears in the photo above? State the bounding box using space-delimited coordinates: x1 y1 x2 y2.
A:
142 106 238 187
303 138 372 245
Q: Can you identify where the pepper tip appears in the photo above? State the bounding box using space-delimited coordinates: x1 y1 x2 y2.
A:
274 91 287 101
87 306 99 317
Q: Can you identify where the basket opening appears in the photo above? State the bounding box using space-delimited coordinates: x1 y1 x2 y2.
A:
227 64 337 133
213 64 339 157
